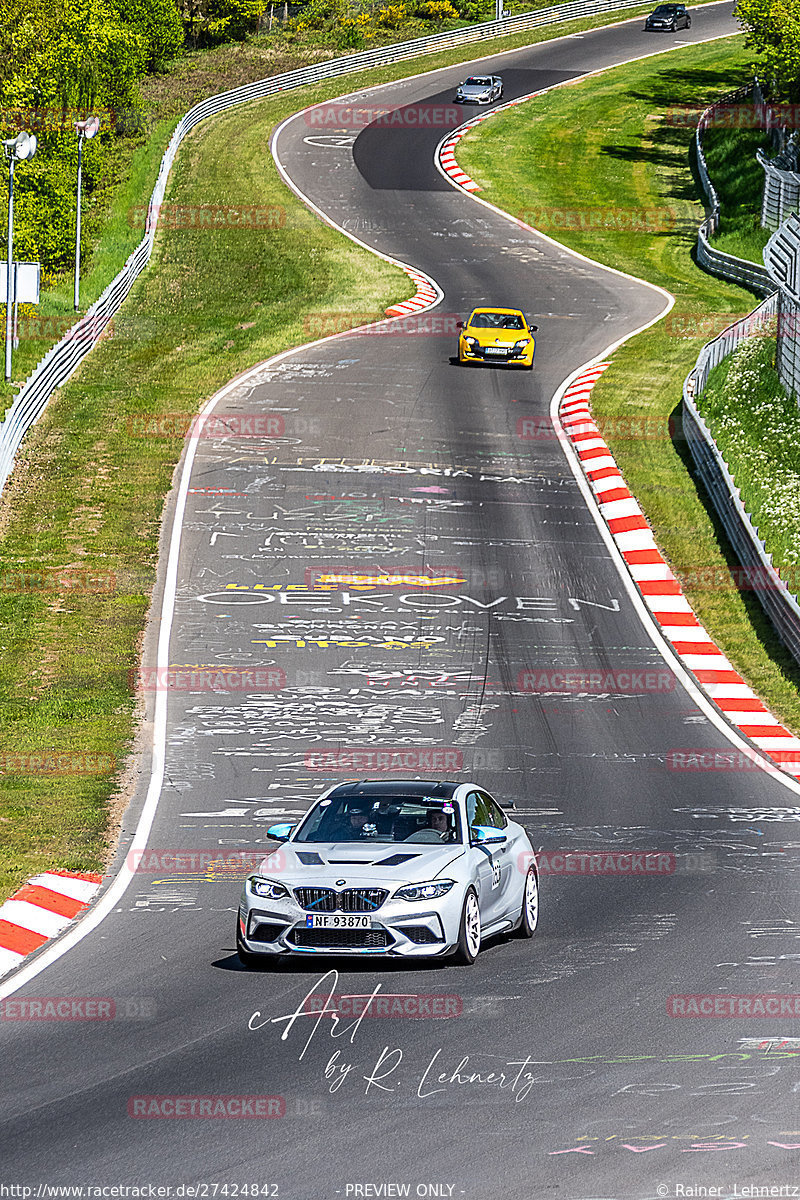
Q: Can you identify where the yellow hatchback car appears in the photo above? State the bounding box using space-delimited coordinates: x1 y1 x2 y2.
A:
457 307 538 369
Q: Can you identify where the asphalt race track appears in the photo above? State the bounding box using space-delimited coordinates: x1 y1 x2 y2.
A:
3 7 800 1198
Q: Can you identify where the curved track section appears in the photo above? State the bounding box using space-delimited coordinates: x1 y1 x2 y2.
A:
4 10 799 1199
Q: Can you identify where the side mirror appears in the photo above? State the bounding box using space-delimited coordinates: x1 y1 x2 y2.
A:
530 325 538 332
470 825 507 846
266 822 295 842
456 321 464 329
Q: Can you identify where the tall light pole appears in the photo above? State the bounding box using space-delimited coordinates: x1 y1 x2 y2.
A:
3 131 37 383
73 116 99 312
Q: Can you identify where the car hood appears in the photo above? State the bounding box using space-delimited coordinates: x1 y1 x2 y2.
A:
466 329 527 346
256 842 465 887
459 85 491 95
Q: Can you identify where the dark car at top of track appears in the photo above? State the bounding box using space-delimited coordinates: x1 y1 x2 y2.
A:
644 3 691 28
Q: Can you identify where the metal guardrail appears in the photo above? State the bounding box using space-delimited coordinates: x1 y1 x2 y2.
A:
694 82 774 296
0 0 652 497
682 293 800 667
758 144 800 232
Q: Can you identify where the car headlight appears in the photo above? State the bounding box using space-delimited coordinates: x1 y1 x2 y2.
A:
513 338 531 349
394 879 455 902
248 876 289 900
464 336 478 348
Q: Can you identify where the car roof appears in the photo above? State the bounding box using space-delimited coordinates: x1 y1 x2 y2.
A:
469 307 525 316
329 779 462 799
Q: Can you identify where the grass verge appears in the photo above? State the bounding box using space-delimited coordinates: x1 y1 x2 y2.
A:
702 123 771 263
457 34 800 732
698 333 800 578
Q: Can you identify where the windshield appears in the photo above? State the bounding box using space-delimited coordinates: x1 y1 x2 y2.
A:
295 794 462 844
469 311 525 330
653 5 678 11
464 77 491 86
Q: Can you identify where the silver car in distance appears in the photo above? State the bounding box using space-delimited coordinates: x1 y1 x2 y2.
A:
237 779 539 966
454 75 503 104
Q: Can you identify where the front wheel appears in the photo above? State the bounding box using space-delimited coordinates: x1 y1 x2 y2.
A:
515 868 539 939
686 16 691 26
237 926 265 968
451 888 481 964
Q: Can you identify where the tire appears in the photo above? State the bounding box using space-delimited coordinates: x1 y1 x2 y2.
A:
451 888 481 965
236 926 265 968
686 16 691 26
515 868 539 939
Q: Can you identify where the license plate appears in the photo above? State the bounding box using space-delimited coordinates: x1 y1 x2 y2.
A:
485 347 508 356
306 914 371 929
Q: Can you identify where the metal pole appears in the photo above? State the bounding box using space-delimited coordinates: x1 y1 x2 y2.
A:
5 156 14 382
74 132 83 312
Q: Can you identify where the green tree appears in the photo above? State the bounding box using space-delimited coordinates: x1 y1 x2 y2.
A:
736 0 800 101
204 0 267 42
111 0 184 70
1 0 147 273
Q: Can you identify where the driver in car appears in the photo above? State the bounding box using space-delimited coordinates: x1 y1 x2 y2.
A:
427 808 452 840
326 800 375 840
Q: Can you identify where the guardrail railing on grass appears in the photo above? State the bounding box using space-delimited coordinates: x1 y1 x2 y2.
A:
694 81 774 296
0 0 651 498
682 292 800 667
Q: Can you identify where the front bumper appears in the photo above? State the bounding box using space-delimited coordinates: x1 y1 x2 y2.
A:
238 894 460 957
455 94 494 104
459 341 534 366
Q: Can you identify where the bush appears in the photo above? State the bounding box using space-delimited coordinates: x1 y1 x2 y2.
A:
111 0 184 70
204 0 267 43
376 3 407 26
415 0 457 19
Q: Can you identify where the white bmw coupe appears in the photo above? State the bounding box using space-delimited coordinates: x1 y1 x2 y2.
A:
237 779 538 966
